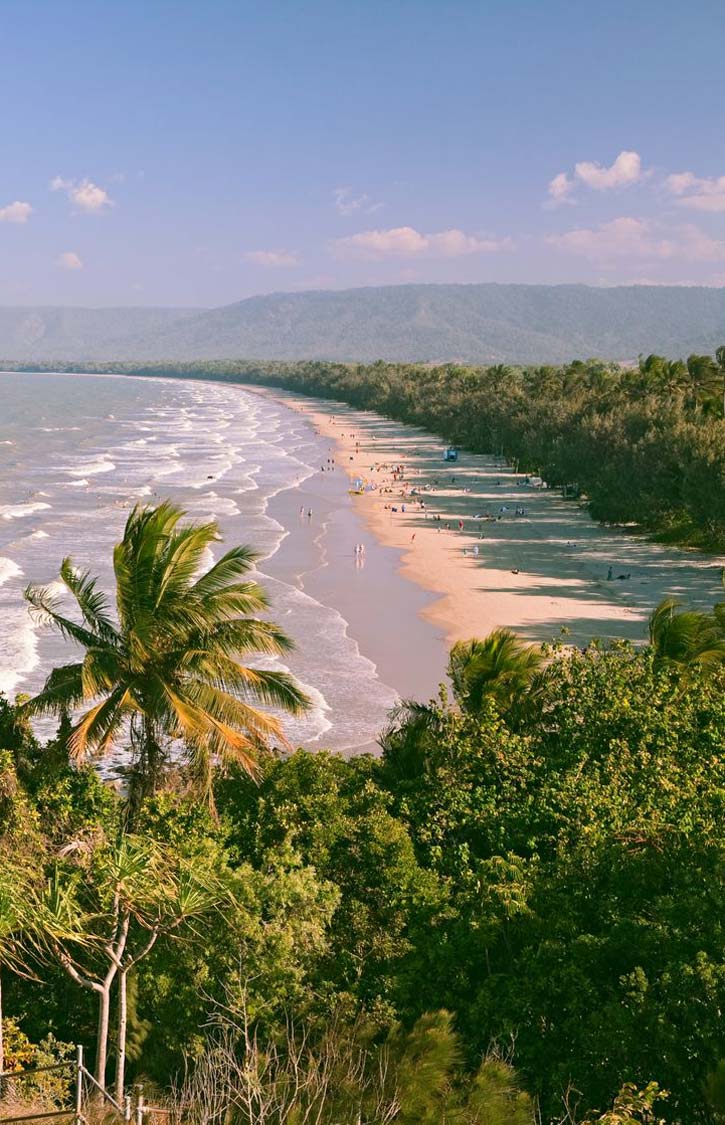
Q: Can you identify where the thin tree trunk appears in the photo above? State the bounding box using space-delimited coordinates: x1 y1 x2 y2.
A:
115 928 159 1103
114 970 128 1103
0 968 4 1087
95 983 111 1089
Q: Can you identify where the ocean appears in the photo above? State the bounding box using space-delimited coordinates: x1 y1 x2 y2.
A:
0 370 447 759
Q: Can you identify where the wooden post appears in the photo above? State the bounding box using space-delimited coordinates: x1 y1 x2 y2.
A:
74 1045 84 1125
135 1086 145 1125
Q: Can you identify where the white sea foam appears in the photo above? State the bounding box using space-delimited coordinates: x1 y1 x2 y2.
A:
0 606 39 697
0 557 22 586
0 501 52 520
67 459 115 477
0 370 402 750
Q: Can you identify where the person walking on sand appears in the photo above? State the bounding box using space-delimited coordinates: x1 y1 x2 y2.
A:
458 519 464 533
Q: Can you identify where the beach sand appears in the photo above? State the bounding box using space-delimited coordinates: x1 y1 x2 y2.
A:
250 386 725 649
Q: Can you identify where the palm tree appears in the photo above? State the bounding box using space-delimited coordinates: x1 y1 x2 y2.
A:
715 345 725 418
447 629 545 716
648 597 725 673
23 502 310 806
685 353 720 413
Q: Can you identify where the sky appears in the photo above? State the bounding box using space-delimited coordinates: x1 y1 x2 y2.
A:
2 0 725 307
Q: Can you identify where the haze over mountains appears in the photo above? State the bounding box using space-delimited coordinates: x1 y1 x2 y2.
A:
2 284 725 365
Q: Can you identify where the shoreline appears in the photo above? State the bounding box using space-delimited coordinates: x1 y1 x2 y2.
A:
245 385 725 649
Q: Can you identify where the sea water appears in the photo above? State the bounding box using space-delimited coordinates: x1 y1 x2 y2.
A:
0 370 404 755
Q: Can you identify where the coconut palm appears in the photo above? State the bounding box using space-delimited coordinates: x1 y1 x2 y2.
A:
648 597 725 673
685 353 721 413
23 502 310 806
716 344 725 418
447 629 545 716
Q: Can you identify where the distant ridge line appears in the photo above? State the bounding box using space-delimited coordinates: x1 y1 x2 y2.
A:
1 282 724 364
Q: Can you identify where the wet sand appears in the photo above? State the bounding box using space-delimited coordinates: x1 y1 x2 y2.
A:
251 386 725 649
265 467 449 707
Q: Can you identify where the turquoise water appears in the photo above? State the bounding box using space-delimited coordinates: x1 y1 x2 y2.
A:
0 370 406 755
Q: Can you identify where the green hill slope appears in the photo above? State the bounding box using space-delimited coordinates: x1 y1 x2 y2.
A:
2 284 725 363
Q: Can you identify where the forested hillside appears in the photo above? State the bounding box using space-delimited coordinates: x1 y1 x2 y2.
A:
2 283 725 362
0 306 197 360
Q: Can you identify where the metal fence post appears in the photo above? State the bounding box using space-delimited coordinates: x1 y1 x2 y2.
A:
74 1046 83 1125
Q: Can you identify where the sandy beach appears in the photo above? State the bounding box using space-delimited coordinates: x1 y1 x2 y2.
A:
249 386 725 649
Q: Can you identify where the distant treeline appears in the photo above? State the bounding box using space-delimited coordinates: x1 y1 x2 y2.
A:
9 351 725 548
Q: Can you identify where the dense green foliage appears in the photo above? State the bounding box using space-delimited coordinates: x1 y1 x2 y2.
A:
2 506 724 1122
3 284 725 362
2 639 724 1122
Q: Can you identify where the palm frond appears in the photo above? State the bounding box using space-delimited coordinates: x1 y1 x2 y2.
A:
191 545 260 597
21 663 86 718
59 559 119 643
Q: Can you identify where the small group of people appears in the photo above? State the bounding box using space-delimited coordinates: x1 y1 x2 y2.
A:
353 543 366 557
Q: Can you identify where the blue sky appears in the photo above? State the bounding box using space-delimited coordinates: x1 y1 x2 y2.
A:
2 0 725 306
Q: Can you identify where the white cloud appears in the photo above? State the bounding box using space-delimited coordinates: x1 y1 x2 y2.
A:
575 150 642 190
333 225 513 259
334 187 383 216
244 249 300 267
51 176 113 213
547 172 574 205
666 170 725 213
57 251 83 270
0 200 32 223
547 150 644 205
548 216 725 264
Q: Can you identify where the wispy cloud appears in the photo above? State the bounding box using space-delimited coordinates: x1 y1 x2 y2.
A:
0 200 32 223
244 249 300 267
57 251 83 270
333 225 513 259
51 176 113 213
547 150 644 205
334 187 383 216
666 170 725 213
547 216 725 263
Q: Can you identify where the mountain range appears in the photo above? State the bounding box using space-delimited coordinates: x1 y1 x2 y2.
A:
2 283 725 365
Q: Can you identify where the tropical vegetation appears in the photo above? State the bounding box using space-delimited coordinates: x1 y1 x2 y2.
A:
1 504 724 1122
